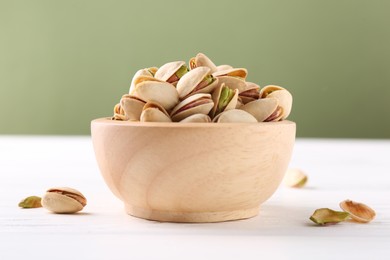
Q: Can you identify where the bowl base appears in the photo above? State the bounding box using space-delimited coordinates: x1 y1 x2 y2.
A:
125 204 260 223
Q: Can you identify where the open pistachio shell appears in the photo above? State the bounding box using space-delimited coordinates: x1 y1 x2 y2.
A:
140 102 172 122
120 94 146 121
133 80 179 111
236 97 244 109
189 53 218 73
216 64 233 71
129 67 158 94
170 93 214 122
267 89 293 120
216 76 248 92
339 200 376 223
310 208 350 225
259 85 285 98
213 109 257 123
212 68 248 80
179 113 211 123
239 82 260 104
154 61 187 83
239 98 279 122
210 83 239 118
42 187 87 214
176 66 219 100
112 103 126 120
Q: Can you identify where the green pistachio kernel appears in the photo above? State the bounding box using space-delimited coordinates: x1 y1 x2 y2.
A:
175 65 189 79
309 208 350 225
18 196 42 208
217 86 235 113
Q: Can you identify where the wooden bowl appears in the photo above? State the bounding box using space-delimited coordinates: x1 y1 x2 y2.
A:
91 118 296 222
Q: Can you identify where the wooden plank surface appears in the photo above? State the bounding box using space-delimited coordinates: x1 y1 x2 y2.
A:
0 136 389 260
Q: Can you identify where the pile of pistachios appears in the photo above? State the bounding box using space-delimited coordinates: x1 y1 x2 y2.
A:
112 53 293 123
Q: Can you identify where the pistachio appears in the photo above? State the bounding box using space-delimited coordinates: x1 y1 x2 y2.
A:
210 83 238 117
111 53 294 123
309 208 350 225
112 103 126 121
42 187 87 214
175 65 189 79
18 196 42 208
283 168 308 188
339 200 376 223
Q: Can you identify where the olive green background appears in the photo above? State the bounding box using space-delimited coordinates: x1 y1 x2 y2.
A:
1 0 389 138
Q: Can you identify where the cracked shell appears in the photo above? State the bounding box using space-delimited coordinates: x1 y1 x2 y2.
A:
239 98 280 122
259 85 285 98
213 109 257 123
129 67 158 94
216 64 233 71
189 53 218 73
140 102 172 122
120 94 146 121
210 83 239 118
267 89 293 120
154 61 187 84
42 187 87 214
176 66 219 100
216 76 248 92
239 82 260 104
339 200 376 223
133 76 179 111
112 103 126 121
170 93 214 122
212 68 248 80
179 113 211 123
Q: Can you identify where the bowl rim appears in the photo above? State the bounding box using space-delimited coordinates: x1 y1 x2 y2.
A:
91 117 295 128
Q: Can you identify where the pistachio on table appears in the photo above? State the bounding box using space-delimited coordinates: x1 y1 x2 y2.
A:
18 196 42 208
339 200 376 223
112 53 293 123
310 208 350 225
41 187 87 214
283 168 308 188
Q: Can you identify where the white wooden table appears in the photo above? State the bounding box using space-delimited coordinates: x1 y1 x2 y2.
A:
1 136 389 260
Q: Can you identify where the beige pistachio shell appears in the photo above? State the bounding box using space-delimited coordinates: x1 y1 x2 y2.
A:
140 102 171 122
216 76 248 92
154 61 186 82
259 85 285 98
213 109 257 123
212 68 248 79
267 89 293 119
239 82 260 104
170 93 214 122
239 98 279 122
41 187 87 214
112 103 126 120
216 64 233 71
140 109 171 122
133 80 179 111
339 200 376 223
236 97 244 109
210 83 239 118
120 94 146 121
283 168 308 188
176 66 219 100
189 53 218 73
129 68 157 94
179 113 211 123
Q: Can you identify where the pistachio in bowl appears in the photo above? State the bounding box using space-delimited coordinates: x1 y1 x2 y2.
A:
113 53 292 123
91 53 296 222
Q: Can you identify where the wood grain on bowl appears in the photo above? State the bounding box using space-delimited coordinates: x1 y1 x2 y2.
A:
91 118 296 222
